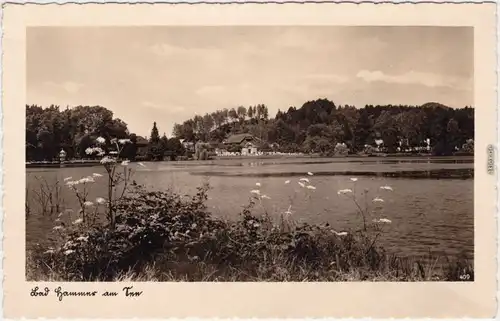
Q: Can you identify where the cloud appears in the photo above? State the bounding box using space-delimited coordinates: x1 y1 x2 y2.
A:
356 70 471 90
149 43 189 57
142 101 187 115
45 81 84 94
302 74 349 83
195 85 226 96
149 43 223 60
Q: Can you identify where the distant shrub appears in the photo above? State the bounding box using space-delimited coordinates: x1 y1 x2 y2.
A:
334 143 349 156
227 145 242 153
363 145 377 155
135 155 148 161
461 139 474 154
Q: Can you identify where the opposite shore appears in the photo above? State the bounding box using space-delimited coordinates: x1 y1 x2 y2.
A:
26 153 473 168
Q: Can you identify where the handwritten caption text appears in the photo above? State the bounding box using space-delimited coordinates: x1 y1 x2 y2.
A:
30 286 143 301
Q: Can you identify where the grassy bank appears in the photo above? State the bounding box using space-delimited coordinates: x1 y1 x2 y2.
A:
27 183 473 282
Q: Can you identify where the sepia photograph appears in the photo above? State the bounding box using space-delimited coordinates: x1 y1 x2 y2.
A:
2 2 497 319
24 25 476 282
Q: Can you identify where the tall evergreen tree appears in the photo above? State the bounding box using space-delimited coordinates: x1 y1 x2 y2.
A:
149 122 160 144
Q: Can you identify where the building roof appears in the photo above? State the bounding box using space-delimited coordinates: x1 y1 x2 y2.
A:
225 133 254 144
136 136 149 146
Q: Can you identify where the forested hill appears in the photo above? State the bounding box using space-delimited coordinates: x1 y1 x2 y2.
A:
172 99 474 156
26 99 474 161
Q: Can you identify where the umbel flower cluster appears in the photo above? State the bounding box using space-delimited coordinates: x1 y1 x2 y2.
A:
248 171 394 235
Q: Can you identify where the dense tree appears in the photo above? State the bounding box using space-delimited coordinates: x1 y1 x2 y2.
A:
228 108 238 122
26 105 131 161
160 133 169 153
149 122 160 145
122 133 138 161
247 106 254 119
237 106 247 122
167 137 185 158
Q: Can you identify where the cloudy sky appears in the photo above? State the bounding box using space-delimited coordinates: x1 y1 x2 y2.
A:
27 26 473 137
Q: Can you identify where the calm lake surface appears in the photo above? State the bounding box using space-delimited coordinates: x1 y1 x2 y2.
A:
26 156 474 261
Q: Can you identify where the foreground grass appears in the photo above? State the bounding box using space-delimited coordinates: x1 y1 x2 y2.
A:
27 252 473 282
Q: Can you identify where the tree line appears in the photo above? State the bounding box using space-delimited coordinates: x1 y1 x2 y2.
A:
26 99 474 162
172 104 270 143
25 105 184 162
172 100 474 156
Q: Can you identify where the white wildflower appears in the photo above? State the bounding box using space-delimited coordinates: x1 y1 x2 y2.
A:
78 177 95 184
100 156 116 165
350 178 358 182
63 241 74 248
83 201 94 207
337 189 353 195
299 178 310 183
306 185 316 190
298 181 306 188
250 189 261 195
116 224 127 232
96 137 106 144
85 147 105 155
63 176 73 181
380 186 393 191
64 249 75 255
73 218 83 225
65 180 79 187
95 197 106 205
253 223 260 228
373 197 384 203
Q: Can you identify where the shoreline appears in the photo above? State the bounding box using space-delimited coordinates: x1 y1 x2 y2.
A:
26 154 474 169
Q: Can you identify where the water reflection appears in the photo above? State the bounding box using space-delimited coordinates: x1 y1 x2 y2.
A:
191 168 474 179
166 157 474 168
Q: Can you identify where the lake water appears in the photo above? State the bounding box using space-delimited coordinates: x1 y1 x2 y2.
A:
26 156 474 261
